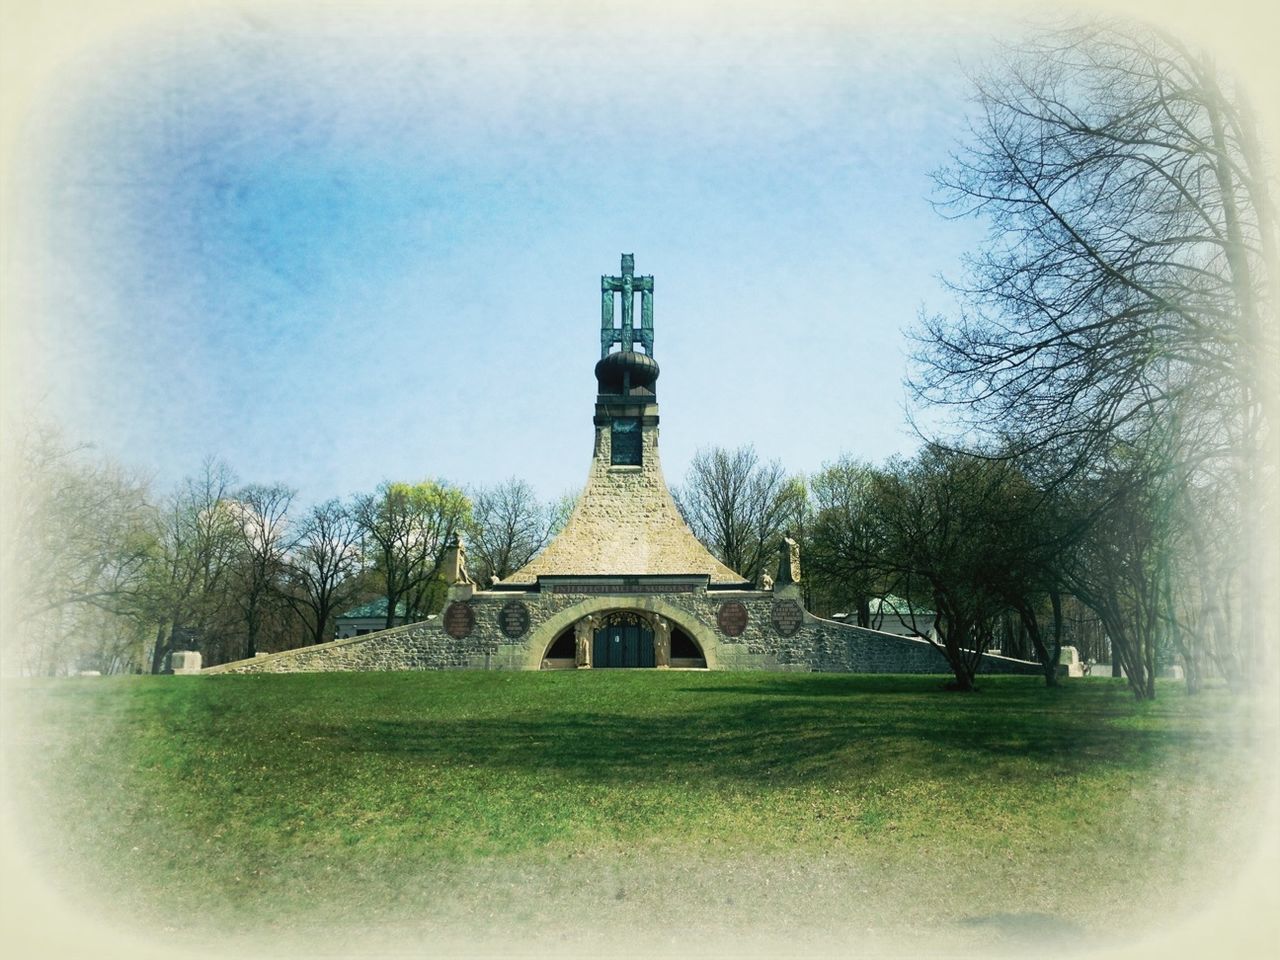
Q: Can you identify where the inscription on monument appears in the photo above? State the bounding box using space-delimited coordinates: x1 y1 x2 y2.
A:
716 601 748 637
771 600 804 638
443 601 475 639
551 581 698 595
498 600 531 639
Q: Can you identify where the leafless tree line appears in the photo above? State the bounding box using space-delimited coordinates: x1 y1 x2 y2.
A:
2 430 568 675
3 21 1268 700
909 19 1277 697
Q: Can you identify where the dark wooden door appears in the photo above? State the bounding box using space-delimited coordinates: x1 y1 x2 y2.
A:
592 616 655 668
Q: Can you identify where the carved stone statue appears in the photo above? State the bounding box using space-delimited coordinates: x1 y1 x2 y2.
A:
574 615 601 668
652 615 672 668
442 532 474 586
758 571 774 591
776 530 801 585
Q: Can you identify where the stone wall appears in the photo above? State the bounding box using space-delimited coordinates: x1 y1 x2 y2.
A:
204 582 1042 677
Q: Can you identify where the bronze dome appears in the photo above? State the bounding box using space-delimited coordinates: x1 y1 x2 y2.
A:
594 350 659 396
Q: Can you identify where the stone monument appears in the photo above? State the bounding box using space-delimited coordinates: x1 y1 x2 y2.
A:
205 255 1044 682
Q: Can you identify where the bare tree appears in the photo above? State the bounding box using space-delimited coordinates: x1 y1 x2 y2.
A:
229 483 295 659
283 499 362 646
352 480 471 627
143 459 242 673
920 21 1275 465
871 447 1049 691
2 423 156 675
1059 457 1168 699
674 446 806 583
1175 467 1246 689
546 491 576 542
466 478 565 584
807 457 885 625
915 20 1278 693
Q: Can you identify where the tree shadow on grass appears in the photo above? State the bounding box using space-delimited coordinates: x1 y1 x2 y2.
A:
673 675 978 697
312 689 1210 787
671 674 1127 700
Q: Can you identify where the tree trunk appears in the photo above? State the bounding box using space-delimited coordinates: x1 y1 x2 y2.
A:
1049 589 1063 687
384 587 400 631
856 596 870 629
1018 601 1057 688
149 623 172 675
245 597 259 660
936 609 980 692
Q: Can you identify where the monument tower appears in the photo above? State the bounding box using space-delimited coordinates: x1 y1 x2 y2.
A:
492 254 748 667
501 254 745 591
208 256 1041 678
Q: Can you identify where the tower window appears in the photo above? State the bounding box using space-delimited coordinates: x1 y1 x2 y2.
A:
611 418 642 465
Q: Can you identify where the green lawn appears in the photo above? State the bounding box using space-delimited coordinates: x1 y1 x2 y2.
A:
2 672 1269 956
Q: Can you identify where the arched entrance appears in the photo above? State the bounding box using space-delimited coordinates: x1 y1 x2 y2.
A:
536 603 712 669
530 597 719 669
592 611 655 668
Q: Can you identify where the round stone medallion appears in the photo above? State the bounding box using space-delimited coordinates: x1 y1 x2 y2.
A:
771 599 804 638
497 599 531 639
716 600 749 637
443 601 475 639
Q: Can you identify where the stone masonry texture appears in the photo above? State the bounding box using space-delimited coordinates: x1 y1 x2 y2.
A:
204 583 1042 676
502 422 744 585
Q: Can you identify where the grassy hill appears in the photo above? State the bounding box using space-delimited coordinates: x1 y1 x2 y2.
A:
2 672 1268 956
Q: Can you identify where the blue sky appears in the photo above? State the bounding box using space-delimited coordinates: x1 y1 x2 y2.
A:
15 3 1014 505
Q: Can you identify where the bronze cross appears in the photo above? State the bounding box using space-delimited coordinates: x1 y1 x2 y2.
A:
600 253 654 358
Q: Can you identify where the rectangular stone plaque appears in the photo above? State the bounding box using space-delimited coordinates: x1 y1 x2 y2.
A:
551 582 698 595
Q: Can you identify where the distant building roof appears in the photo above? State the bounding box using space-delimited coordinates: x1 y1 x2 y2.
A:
336 598 408 621
869 595 935 617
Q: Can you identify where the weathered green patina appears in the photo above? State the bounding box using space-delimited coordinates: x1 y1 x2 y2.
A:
600 252 654 358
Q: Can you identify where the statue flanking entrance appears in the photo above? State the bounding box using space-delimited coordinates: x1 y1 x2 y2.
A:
592 611 656 668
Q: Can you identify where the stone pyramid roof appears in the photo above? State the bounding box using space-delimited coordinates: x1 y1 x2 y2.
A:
504 427 745 586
